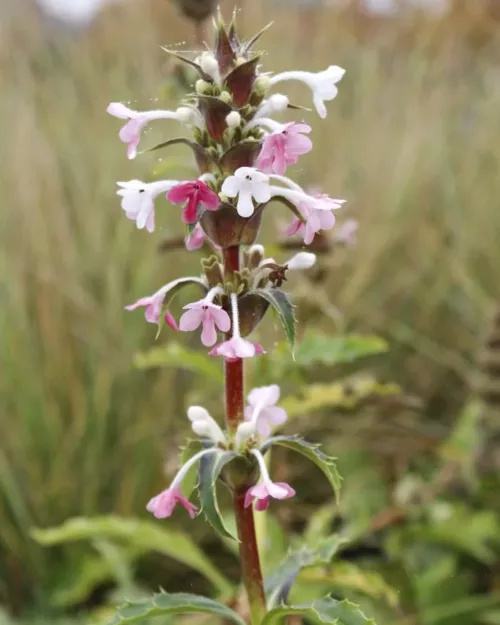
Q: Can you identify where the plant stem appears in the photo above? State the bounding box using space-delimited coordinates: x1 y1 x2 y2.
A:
223 245 266 625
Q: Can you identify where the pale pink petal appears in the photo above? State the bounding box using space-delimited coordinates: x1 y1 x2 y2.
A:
285 218 303 237
201 318 217 346
179 308 203 331
268 482 295 500
125 297 153 312
248 384 280 408
211 307 231 333
185 224 206 250
145 210 155 233
265 406 288 426
119 118 142 143
146 490 176 519
287 133 313 154
318 210 335 230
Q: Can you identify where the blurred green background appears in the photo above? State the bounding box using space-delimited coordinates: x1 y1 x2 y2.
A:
2 0 500 623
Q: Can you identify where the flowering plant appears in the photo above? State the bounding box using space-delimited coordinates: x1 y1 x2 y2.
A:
106 12 374 625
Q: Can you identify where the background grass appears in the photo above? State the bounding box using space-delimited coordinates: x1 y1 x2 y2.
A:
1 0 500 618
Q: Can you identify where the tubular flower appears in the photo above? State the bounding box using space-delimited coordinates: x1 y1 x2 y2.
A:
146 448 219 519
167 180 220 225
256 121 312 175
269 65 345 119
209 293 265 361
221 167 271 218
179 287 231 346
107 103 194 159
187 406 227 444
244 385 288 438
116 179 179 233
244 450 295 511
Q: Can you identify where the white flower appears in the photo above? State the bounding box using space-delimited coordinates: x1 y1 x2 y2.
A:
221 167 272 218
197 52 221 85
116 179 178 233
187 406 227 444
269 65 345 119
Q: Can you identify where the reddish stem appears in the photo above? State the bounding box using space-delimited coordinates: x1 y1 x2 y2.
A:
222 246 266 624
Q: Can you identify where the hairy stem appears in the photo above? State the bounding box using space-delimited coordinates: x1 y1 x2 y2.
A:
223 246 266 624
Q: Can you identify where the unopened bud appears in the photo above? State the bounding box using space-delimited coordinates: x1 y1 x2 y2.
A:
253 75 271 97
287 252 317 270
235 422 256 449
199 52 221 83
219 91 233 104
196 79 213 95
267 93 289 113
187 406 212 423
225 111 241 128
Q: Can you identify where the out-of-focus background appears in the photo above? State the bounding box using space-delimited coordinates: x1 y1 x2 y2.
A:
2 0 500 623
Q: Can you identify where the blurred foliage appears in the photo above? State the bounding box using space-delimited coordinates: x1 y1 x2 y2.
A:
2 0 500 623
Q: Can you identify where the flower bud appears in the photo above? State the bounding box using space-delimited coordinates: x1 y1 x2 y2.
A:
226 111 241 128
245 244 265 270
195 79 213 95
252 75 271 98
199 52 220 82
287 252 317 270
267 94 289 113
219 91 233 104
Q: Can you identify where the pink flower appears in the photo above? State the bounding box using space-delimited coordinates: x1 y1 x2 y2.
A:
244 385 287 438
257 122 312 175
125 288 178 330
208 293 265 361
146 485 197 519
179 298 231 347
107 103 186 159
167 181 220 225
244 450 295 511
244 481 296 511
285 194 345 245
209 337 265 362
185 223 206 250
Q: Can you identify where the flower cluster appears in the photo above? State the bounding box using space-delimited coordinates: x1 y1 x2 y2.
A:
108 14 346 524
147 385 294 518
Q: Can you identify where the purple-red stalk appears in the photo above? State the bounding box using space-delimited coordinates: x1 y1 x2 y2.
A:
222 245 266 624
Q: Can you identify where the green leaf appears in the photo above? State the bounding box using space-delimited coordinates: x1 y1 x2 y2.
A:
198 451 239 541
179 439 205 499
265 536 344 608
256 288 296 353
108 591 246 625
262 436 342 503
32 516 232 596
134 342 223 383
420 593 500 625
295 332 388 367
299 562 399 608
261 597 375 625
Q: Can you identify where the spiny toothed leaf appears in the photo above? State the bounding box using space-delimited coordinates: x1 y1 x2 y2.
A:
107 591 246 625
243 21 274 54
219 140 262 173
225 56 261 107
32 517 231 596
198 451 239 540
256 288 296 353
265 536 345 608
295 332 388 367
262 436 342 503
261 597 376 625
156 277 207 339
161 48 212 82
143 137 212 173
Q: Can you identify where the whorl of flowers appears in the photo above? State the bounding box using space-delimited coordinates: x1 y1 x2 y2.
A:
108 13 345 523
